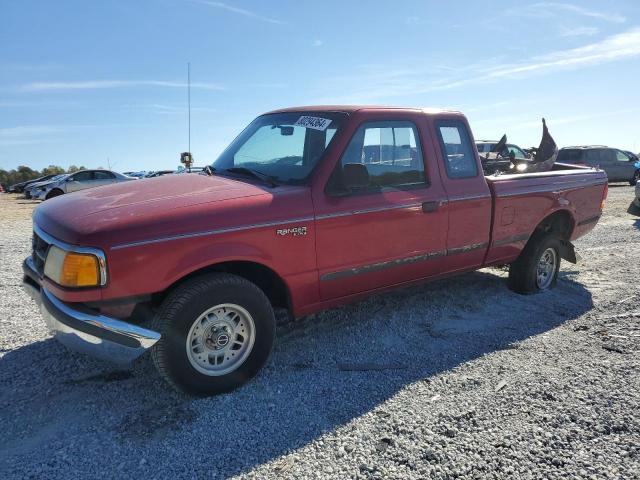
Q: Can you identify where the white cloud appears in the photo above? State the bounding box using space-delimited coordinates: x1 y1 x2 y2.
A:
535 2 625 23
316 27 640 103
560 26 600 37
312 40 324 47
513 2 626 23
481 27 640 80
19 80 225 92
192 0 284 24
0 125 76 147
0 125 67 137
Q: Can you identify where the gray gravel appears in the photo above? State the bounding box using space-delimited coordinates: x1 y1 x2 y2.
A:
1 187 639 479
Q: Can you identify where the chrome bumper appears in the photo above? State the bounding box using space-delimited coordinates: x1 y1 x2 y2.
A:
23 258 160 364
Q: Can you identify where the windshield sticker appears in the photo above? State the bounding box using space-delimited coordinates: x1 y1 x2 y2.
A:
294 116 332 131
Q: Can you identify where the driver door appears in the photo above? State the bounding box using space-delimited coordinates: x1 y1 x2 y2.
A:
313 117 449 300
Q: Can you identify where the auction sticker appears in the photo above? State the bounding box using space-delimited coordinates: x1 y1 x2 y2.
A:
294 116 332 131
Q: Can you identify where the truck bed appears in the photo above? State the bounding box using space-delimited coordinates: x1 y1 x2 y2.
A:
484 164 607 265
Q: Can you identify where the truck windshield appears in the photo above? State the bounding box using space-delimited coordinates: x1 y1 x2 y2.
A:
212 112 347 184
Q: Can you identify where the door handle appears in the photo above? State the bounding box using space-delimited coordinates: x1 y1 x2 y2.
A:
422 201 441 213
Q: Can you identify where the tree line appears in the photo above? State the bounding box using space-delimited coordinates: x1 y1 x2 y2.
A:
0 165 101 187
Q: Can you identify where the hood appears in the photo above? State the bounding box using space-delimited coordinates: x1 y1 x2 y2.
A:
28 180 56 190
33 173 311 247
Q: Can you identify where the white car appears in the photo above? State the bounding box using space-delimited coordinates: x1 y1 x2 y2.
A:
24 174 69 199
33 170 136 200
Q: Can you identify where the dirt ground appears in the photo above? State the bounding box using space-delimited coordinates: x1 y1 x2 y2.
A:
0 185 639 479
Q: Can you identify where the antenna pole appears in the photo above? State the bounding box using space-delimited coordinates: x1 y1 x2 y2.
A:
188 62 191 173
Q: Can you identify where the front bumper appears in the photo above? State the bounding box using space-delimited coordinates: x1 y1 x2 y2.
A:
23 257 160 364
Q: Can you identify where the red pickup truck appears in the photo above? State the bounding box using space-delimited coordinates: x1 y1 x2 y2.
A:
23 106 607 395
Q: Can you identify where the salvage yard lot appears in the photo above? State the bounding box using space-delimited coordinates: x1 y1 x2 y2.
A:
1 187 639 479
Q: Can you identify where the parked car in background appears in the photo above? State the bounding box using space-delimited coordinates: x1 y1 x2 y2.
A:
557 146 640 185
144 170 175 178
9 174 57 193
123 171 148 178
175 166 206 174
33 169 136 200
623 150 640 166
476 140 530 159
22 105 607 395
24 174 68 199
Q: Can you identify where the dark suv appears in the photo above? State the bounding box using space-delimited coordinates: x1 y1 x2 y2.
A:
557 146 640 185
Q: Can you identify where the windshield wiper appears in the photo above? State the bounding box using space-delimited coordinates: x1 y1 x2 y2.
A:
223 167 279 188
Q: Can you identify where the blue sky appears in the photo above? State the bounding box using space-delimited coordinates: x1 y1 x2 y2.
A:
1 0 639 172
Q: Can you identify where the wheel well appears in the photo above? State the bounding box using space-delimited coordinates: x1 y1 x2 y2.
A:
156 261 292 312
534 210 575 239
46 188 63 198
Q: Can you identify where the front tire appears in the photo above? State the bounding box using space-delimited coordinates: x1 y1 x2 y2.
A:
508 233 561 294
151 273 275 396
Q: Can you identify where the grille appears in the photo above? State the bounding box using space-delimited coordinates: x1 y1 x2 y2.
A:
32 230 50 276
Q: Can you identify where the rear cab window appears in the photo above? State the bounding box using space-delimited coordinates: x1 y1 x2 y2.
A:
435 121 478 179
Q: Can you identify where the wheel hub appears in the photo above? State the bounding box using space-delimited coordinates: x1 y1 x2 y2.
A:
536 247 557 289
186 304 256 376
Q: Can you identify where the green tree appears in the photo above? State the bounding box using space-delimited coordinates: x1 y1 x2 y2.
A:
41 165 66 176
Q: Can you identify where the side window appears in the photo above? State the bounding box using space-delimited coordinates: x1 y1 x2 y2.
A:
508 145 526 159
435 121 478 178
72 171 92 181
337 120 426 191
558 149 583 164
94 171 115 180
600 149 616 163
616 150 630 162
584 150 599 165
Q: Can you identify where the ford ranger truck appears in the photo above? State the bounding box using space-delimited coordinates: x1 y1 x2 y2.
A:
22 106 608 395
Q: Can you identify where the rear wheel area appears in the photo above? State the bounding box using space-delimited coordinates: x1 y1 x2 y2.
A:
508 233 561 294
151 273 275 396
45 189 63 200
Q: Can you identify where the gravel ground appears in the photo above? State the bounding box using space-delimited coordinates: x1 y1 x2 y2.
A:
1 186 639 479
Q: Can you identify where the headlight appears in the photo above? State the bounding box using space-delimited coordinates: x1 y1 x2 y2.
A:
44 245 102 287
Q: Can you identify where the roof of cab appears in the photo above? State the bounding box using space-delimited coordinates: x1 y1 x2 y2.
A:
265 105 464 116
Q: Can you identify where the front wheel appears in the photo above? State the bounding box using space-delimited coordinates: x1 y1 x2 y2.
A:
508 233 561 294
151 273 275 396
